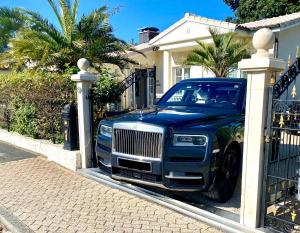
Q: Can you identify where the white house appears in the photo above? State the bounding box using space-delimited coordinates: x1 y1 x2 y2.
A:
120 12 300 109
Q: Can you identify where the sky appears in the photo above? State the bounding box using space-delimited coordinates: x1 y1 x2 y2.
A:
1 0 234 43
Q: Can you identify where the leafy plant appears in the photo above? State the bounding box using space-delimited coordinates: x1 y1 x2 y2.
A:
0 1 138 72
185 28 251 77
0 7 24 53
0 70 76 143
0 68 124 142
10 98 38 138
93 69 123 112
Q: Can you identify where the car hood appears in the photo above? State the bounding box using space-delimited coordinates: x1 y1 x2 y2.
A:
110 106 240 128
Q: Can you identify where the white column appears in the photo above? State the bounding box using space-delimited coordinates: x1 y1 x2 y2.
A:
132 79 136 109
238 28 286 228
71 58 96 169
163 50 170 93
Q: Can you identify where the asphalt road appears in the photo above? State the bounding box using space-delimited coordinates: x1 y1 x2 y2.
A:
0 141 37 164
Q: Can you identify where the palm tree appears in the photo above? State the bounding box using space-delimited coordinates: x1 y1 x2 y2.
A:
185 28 251 77
0 7 24 52
0 1 137 72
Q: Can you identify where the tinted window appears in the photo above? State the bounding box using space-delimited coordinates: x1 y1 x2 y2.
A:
158 81 242 109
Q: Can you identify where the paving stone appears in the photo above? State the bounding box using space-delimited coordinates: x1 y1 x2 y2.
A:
0 157 223 233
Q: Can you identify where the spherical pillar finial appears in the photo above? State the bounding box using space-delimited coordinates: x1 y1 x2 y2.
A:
252 28 275 58
77 58 90 73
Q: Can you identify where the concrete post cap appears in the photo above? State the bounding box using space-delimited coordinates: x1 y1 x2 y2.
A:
71 58 96 82
77 58 90 72
252 28 275 58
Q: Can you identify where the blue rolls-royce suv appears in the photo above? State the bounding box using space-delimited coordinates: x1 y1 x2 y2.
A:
96 78 246 202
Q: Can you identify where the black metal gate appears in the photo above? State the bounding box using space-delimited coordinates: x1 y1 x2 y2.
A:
263 55 300 232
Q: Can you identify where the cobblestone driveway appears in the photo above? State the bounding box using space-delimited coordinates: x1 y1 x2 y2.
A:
0 156 222 233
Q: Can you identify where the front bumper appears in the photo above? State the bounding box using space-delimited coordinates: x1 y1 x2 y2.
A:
96 140 211 191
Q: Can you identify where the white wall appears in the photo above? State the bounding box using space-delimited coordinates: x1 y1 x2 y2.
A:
171 51 215 81
277 25 300 98
277 25 300 63
152 21 234 46
190 66 215 78
155 52 164 95
190 66 202 78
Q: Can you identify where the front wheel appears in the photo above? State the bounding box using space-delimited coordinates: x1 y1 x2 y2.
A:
205 147 241 203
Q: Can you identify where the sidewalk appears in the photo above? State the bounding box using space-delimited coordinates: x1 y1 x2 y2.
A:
0 155 222 233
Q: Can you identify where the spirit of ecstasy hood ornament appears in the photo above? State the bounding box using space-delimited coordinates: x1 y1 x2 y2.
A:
139 107 144 120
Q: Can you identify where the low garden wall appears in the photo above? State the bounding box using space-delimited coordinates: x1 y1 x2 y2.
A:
0 128 81 170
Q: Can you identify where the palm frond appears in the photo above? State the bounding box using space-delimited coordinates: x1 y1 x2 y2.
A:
72 0 79 22
0 7 25 51
185 29 251 77
2 2 138 72
58 0 75 42
47 0 64 31
20 9 65 46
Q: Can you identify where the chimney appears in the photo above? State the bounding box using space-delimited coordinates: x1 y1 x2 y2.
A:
138 27 160 44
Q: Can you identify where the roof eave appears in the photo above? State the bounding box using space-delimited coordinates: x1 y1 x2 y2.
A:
128 46 155 56
237 19 300 33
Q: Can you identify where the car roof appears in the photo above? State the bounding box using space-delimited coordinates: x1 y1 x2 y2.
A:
180 78 247 84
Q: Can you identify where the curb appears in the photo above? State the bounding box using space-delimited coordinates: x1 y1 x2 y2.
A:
0 206 34 233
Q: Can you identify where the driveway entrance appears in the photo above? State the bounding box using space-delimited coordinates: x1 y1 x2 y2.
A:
0 141 37 163
0 142 223 233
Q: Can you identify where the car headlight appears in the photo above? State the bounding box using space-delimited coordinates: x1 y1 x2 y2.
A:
100 125 112 138
173 134 208 146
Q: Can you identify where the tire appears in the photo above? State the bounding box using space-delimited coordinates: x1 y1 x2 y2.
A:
205 147 241 203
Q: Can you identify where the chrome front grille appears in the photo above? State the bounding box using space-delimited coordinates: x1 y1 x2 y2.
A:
113 127 163 159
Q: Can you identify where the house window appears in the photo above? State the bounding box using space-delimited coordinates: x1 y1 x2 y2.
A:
228 68 243 78
173 67 190 84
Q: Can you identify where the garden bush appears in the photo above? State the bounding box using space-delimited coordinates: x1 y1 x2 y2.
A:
0 70 76 143
92 68 123 112
0 68 123 143
10 97 38 138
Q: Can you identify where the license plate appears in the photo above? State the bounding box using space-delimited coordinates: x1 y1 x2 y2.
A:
118 158 151 172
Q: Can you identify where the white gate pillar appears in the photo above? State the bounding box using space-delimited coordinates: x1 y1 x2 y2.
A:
163 50 170 93
71 58 96 169
238 28 286 228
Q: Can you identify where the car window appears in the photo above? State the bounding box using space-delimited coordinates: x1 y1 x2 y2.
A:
159 82 242 109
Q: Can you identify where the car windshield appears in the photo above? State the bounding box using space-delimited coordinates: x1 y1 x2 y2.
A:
158 81 242 109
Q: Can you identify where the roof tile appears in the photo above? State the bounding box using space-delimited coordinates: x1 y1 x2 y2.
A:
238 11 300 30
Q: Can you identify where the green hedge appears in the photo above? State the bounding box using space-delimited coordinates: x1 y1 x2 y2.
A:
0 69 123 143
0 70 76 142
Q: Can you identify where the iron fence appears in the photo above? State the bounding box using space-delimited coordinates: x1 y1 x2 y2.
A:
263 57 300 232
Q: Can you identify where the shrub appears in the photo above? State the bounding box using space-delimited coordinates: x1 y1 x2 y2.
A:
10 97 38 138
92 69 123 111
0 70 76 101
0 70 76 142
0 68 123 143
